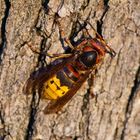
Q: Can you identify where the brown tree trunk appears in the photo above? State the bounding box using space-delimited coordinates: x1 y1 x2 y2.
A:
0 0 140 140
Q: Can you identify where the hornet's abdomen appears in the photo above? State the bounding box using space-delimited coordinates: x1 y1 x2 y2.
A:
41 64 80 100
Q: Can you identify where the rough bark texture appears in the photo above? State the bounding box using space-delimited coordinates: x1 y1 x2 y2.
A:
0 0 140 140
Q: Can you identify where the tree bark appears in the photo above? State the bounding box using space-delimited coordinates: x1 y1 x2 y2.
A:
0 0 140 140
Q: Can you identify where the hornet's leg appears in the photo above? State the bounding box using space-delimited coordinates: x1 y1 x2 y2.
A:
56 19 75 50
27 43 72 59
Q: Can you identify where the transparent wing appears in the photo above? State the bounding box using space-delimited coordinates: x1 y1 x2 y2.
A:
23 55 74 95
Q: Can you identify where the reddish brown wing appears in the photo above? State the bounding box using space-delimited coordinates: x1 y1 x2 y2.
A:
23 55 75 95
43 70 92 114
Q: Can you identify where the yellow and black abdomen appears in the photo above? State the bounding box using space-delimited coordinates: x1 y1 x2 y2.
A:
41 64 79 100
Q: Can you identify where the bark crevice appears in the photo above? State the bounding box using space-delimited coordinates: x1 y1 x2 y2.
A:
0 0 11 63
120 65 140 140
25 92 40 140
97 0 109 35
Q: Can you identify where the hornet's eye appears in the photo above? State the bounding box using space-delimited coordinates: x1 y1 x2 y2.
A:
79 51 97 67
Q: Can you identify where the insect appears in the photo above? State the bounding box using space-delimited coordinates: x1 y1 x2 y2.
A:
24 20 116 114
